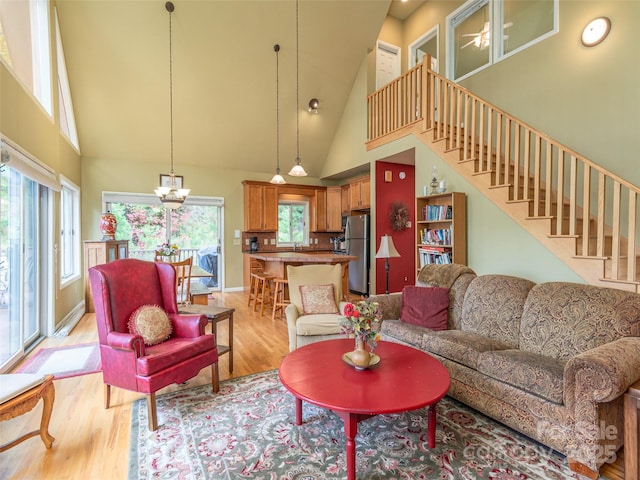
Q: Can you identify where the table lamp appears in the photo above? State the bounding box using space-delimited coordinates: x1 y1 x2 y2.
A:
376 235 400 294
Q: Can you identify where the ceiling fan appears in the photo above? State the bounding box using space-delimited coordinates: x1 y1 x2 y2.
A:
461 21 513 50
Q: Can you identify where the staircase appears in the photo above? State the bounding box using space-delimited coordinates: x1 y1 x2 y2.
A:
366 58 640 293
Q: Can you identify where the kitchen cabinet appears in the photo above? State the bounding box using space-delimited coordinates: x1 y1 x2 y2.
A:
326 187 342 232
243 182 278 231
341 184 350 213
349 175 370 209
312 189 327 232
84 240 129 312
312 187 342 232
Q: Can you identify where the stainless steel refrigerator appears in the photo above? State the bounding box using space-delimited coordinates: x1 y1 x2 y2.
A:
345 214 369 296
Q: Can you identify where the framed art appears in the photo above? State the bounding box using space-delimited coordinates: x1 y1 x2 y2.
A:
159 174 183 189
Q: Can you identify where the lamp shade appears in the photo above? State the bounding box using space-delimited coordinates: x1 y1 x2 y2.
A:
375 235 400 259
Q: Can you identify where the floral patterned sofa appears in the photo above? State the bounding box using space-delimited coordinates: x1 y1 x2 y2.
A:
369 264 640 478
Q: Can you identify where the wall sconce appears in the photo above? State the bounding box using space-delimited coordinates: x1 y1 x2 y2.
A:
308 98 319 114
581 17 611 47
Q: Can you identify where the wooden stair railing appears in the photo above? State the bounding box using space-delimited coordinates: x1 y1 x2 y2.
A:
366 57 639 292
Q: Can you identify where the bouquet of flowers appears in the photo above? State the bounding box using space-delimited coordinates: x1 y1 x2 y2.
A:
339 301 382 351
159 243 179 256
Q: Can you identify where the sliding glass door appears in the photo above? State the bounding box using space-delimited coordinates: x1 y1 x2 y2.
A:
104 193 224 291
0 167 51 370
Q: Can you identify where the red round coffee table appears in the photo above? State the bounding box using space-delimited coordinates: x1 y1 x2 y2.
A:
279 339 450 480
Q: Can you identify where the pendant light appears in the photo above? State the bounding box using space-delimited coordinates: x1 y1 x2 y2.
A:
154 1 190 209
270 44 286 185
288 0 307 177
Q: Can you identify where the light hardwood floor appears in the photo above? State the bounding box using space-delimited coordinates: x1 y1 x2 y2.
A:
0 291 625 479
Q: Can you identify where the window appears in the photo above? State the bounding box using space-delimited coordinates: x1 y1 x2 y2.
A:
103 192 224 290
447 0 557 82
0 0 52 116
277 200 309 246
55 7 79 150
59 176 80 286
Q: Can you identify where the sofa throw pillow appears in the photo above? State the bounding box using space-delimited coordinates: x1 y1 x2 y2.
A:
299 284 339 315
128 305 173 346
400 286 449 330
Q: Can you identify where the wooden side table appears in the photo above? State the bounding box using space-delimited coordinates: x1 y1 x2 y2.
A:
0 374 55 452
180 304 234 373
626 380 640 480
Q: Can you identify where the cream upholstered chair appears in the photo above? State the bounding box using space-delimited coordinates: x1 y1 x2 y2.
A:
285 264 349 351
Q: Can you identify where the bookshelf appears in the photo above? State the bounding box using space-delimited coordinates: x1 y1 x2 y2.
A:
416 192 466 270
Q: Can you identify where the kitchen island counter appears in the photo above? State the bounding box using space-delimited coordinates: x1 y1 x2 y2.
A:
249 251 356 299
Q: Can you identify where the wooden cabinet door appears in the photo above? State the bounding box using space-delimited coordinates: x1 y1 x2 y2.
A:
245 184 264 231
245 184 278 231
349 181 361 209
341 185 350 213
359 177 371 208
326 187 342 231
263 185 278 231
313 189 327 232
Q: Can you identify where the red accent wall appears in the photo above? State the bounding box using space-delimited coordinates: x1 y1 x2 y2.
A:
374 160 416 294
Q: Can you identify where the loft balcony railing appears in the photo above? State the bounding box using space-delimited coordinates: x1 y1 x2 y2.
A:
367 56 639 286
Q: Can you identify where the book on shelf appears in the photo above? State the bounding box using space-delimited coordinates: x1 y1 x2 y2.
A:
421 205 453 221
420 228 452 245
418 249 452 267
420 245 452 254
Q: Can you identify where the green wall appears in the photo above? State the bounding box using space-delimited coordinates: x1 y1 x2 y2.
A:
459 0 640 186
1 63 83 329
323 0 636 285
81 157 326 290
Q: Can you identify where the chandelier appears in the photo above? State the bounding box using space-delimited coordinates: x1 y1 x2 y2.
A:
155 1 190 209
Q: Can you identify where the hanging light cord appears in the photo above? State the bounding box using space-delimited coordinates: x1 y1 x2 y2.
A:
295 0 300 161
168 2 175 177
275 44 280 173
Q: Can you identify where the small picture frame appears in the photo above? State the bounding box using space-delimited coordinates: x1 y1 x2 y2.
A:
159 174 183 189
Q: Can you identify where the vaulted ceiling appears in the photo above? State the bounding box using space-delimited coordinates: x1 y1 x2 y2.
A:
55 0 422 180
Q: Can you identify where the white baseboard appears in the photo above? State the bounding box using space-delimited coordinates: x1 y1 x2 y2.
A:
223 286 245 293
53 301 86 337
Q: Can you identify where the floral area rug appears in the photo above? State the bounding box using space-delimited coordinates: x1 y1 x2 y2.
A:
129 370 587 480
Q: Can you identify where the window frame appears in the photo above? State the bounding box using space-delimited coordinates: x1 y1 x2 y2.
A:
55 7 79 151
446 0 558 82
0 0 53 116
277 199 309 247
59 175 81 288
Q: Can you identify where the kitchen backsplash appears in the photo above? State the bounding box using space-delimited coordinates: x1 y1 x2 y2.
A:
241 231 339 253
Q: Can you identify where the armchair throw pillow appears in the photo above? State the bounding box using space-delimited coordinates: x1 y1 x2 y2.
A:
400 286 449 330
299 284 339 315
128 305 173 346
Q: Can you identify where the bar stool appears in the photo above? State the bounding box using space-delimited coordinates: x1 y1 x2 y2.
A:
271 278 289 320
251 272 275 315
247 273 258 308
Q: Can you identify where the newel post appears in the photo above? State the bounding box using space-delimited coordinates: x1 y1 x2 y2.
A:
422 54 432 132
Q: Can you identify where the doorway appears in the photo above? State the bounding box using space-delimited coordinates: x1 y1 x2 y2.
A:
409 25 440 71
376 40 401 89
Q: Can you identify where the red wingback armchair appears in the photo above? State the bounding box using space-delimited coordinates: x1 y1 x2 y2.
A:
89 258 219 430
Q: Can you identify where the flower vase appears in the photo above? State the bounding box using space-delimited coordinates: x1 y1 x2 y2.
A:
350 337 371 369
99 211 117 240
